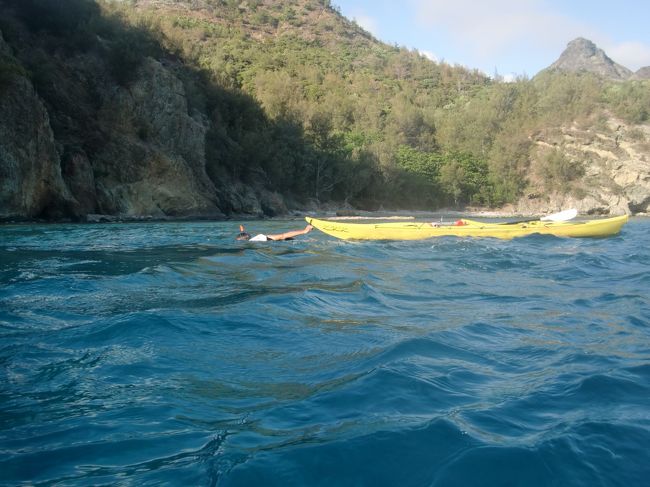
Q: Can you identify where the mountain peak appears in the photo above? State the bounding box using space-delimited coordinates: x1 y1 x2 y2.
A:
548 37 632 80
631 66 650 80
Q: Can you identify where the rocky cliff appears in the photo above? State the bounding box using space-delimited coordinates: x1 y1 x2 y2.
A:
0 29 77 220
515 120 650 215
525 38 649 215
0 24 280 222
90 57 222 218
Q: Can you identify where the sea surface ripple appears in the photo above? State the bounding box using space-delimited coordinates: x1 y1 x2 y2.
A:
1 218 649 486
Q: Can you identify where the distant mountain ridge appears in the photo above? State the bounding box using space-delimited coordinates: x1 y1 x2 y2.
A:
631 66 650 80
546 37 649 80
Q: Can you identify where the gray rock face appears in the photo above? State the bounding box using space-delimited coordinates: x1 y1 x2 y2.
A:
93 58 223 218
0 32 78 220
548 38 633 80
0 28 8 56
61 150 97 215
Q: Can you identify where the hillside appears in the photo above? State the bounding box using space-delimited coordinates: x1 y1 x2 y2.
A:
0 0 649 221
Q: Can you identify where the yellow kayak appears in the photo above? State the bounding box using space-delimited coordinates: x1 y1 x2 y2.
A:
306 215 629 240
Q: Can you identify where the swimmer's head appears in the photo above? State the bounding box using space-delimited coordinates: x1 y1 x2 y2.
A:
236 225 251 241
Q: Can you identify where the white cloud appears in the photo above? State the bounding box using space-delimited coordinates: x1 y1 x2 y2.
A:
341 0 650 74
409 0 593 63
419 50 438 62
605 41 650 71
352 14 379 37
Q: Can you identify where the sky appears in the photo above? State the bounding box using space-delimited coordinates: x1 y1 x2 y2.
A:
333 0 650 79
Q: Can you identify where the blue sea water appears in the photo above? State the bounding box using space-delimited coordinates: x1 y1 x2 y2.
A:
1 218 649 486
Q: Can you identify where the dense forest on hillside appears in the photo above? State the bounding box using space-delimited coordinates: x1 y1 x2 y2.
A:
1 0 649 214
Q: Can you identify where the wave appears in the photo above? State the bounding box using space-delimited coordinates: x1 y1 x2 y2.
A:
1 219 649 485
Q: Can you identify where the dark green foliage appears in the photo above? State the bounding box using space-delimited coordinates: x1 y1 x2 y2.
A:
395 146 490 206
10 0 100 35
443 151 491 206
396 146 443 185
540 149 585 193
604 81 650 123
107 35 144 86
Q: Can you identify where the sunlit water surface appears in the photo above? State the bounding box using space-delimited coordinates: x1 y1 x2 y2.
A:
1 218 649 486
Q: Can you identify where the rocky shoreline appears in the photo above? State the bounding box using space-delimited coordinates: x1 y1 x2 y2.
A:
2 204 644 226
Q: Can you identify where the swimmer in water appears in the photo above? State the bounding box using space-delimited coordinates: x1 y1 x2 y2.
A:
236 224 313 241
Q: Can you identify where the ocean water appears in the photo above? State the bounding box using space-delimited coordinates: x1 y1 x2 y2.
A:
1 218 649 486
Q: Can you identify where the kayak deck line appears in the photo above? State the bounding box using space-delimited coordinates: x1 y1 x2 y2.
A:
306 214 629 240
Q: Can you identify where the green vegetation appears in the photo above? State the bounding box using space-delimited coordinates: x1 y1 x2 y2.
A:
539 149 585 194
604 82 650 123
1 0 648 210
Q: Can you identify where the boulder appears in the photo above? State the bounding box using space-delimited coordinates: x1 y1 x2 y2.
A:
260 190 288 216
